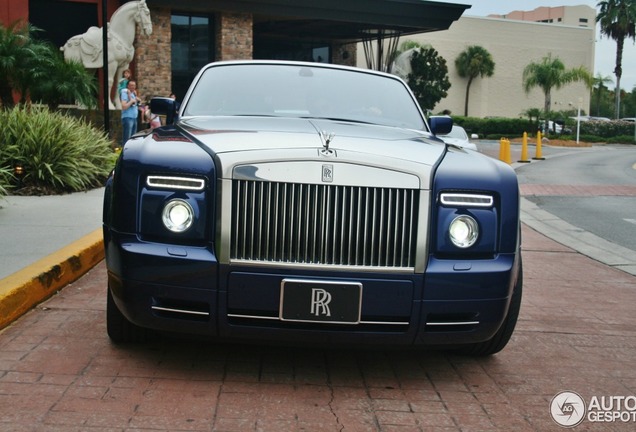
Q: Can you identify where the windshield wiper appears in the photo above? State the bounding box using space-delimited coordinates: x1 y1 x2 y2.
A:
300 116 373 125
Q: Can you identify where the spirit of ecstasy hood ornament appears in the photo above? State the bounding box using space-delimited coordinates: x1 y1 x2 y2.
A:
320 131 335 155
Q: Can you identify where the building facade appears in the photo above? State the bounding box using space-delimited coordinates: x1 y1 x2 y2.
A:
425 16 593 118
2 1 596 120
359 6 596 119
0 0 466 105
489 5 596 28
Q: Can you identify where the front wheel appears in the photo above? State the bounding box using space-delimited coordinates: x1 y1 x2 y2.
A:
452 262 523 356
106 287 149 343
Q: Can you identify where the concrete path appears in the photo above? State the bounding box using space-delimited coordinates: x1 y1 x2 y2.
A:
0 188 104 280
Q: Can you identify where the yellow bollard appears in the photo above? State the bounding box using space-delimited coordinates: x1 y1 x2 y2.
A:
533 131 545 160
499 138 512 164
504 138 512 164
518 132 531 163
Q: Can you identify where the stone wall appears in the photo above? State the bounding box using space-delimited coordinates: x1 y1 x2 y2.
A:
215 13 253 60
134 7 172 102
333 43 357 67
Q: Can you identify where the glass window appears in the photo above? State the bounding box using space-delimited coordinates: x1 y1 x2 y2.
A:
171 13 214 101
254 38 331 63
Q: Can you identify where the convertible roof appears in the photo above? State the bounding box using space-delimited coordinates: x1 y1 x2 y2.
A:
148 0 470 42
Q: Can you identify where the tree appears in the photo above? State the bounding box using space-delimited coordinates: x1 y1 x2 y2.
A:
407 47 451 112
455 46 495 116
29 45 97 110
0 21 96 110
389 40 431 77
597 0 636 118
522 54 592 120
0 21 33 108
522 107 543 123
621 86 636 118
592 73 614 116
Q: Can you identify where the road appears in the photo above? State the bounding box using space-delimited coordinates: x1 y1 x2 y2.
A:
517 145 636 254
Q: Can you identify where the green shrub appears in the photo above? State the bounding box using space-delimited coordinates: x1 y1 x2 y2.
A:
450 116 636 144
606 135 636 144
453 116 536 138
577 134 604 143
578 120 632 138
0 105 114 194
0 166 10 198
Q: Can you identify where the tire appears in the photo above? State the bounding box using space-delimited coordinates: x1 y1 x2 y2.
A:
106 287 149 343
452 261 523 356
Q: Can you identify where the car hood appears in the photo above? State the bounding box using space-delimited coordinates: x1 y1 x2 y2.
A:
440 137 477 151
178 116 446 188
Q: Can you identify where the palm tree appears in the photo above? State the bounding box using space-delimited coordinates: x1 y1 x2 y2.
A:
455 46 495 116
522 54 592 121
597 0 636 118
0 21 32 108
0 21 96 110
29 44 97 110
592 73 614 116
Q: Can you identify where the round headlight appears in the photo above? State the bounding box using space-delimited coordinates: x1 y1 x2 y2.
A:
162 199 194 233
449 215 479 249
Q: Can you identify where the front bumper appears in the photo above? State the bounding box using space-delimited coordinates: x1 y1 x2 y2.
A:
105 229 518 346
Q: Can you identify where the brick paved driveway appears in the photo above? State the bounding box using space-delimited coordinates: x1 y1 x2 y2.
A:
1 225 635 431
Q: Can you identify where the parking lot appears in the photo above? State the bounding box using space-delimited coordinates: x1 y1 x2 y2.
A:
0 223 635 431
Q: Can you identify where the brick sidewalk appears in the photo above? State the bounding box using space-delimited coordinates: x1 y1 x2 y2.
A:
1 225 635 431
521 184 636 196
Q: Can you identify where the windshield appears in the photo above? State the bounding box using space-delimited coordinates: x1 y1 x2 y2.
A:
183 63 426 130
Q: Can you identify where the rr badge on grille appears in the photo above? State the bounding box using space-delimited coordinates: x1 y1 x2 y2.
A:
322 164 333 183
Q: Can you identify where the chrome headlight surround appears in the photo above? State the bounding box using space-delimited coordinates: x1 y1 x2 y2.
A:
448 215 479 249
162 199 194 233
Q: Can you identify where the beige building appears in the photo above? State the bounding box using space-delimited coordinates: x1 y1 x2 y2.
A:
358 6 596 119
491 5 595 27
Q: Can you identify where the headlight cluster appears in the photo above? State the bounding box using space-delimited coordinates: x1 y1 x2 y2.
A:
439 192 495 252
140 175 207 242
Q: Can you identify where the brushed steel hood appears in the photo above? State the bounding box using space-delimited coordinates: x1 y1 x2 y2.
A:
179 116 447 189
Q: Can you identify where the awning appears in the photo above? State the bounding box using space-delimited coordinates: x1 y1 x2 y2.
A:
148 0 470 42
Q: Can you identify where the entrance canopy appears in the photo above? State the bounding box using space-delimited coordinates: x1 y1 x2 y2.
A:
149 0 470 42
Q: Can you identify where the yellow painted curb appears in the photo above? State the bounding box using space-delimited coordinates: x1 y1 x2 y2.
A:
0 228 104 330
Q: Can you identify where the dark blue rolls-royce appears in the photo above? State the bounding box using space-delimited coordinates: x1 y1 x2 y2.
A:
103 61 522 355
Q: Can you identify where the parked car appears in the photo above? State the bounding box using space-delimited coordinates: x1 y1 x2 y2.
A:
542 120 572 135
103 61 522 355
570 115 610 122
437 124 478 150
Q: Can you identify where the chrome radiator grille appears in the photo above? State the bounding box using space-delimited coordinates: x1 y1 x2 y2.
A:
230 180 419 269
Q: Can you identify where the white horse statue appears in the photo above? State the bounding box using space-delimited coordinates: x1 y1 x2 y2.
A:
61 0 152 110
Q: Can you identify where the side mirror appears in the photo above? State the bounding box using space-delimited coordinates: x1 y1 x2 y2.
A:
429 115 453 135
150 97 177 125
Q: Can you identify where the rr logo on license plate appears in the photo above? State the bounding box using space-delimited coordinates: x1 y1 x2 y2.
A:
310 288 332 317
280 279 362 324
